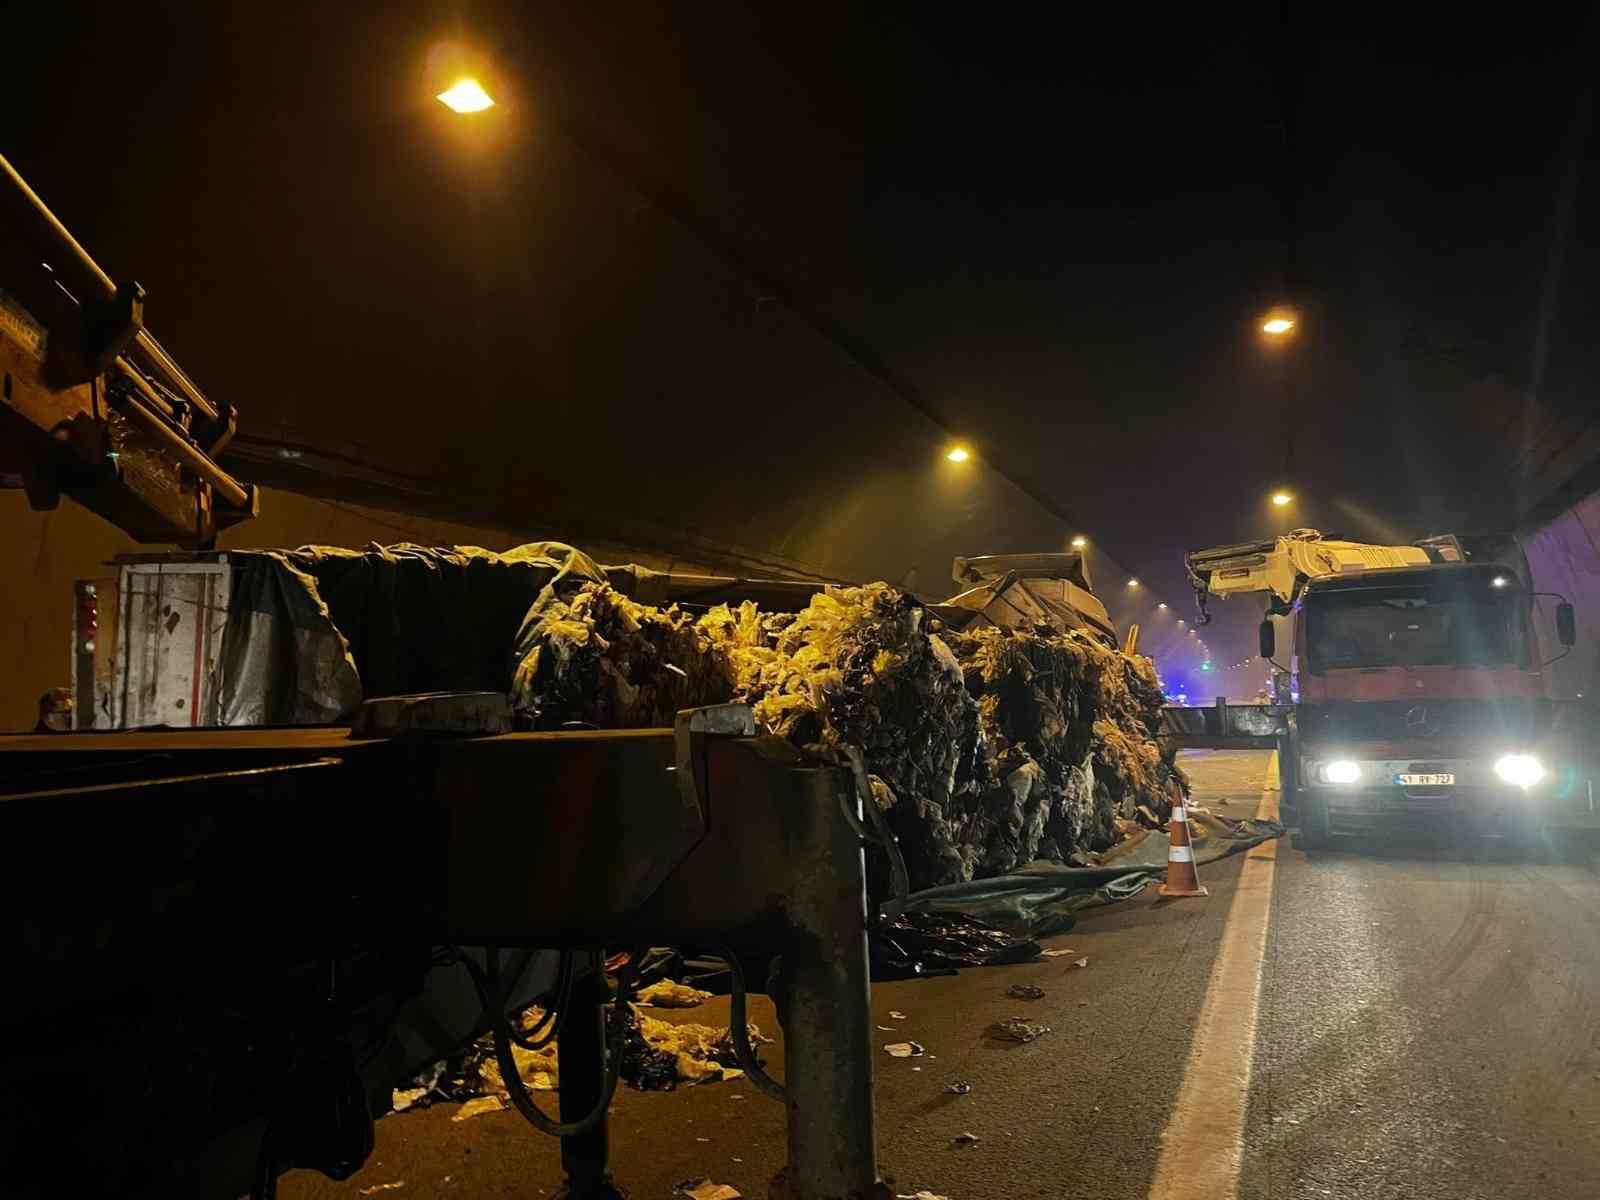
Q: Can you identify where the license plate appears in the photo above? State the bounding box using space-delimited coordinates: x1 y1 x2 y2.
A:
1396 773 1455 786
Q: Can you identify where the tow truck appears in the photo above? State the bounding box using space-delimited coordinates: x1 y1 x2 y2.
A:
1186 529 1588 848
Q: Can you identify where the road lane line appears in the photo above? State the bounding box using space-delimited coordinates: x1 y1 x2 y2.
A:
1148 752 1281 1200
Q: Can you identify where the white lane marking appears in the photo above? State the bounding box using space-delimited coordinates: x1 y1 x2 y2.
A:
1148 752 1281 1200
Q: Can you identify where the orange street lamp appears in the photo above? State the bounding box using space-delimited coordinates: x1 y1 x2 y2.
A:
1260 307 1297 338
438 78 495 113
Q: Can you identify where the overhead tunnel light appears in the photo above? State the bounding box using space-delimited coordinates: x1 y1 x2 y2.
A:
438 78 495 113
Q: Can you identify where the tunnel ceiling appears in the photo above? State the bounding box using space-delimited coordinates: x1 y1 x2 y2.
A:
4 3 1597 678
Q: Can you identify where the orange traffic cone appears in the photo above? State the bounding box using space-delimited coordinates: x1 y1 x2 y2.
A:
1157 797 1207 898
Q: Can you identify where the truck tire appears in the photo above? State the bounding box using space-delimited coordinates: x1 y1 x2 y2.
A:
1276 733 1298 823
1297 790 1330 849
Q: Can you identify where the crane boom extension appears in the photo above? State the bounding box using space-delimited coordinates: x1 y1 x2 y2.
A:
0 152 256 545
1185 529 1454 622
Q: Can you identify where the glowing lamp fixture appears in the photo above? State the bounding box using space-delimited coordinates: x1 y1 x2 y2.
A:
1157 602 1168 610
1491 576 1508 588
1494 754 1545 789
945 445 971 463
1262 317 1294 335
1071 535 1088 549
1271 491 1293 507
438 78 495 113
1127 578 1139 589
1317 760 1361 784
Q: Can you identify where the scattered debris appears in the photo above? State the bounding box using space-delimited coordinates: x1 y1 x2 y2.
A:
889 1010 908 1020
1039 948 1077 958
1005 984 1045 1000
896 1192 953 1200
954 1131 981 1145
884 1041 926 1058
674 1179 742 1200
391 1086 429 1113
873 911 1041 979
877 1025 898 1032
1072 958 1089 969
696 1137 710 1143
946 1081 972 1096
418 1002 765 1108
359 1185 406 1196
636 979 714 1008
452 1095 506 1122
988 1017 1052 1043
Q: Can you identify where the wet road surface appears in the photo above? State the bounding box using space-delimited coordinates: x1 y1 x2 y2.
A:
1240 807 1600 1198
282 750 1599 1199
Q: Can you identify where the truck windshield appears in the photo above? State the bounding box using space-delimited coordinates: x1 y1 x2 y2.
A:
1305 583 1531 672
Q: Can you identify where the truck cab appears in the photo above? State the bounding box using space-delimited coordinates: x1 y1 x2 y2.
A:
1276 562 1584 846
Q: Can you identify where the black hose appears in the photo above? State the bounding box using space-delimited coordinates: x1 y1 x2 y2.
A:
842 744 910 915
508 949 573 1051
718 946 786 1103
483 948 640 1139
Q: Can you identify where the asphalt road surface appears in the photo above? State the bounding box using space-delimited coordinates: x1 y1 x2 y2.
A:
282 750 1600 1200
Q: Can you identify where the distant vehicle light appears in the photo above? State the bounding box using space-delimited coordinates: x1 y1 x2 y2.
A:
1493 754 1544 789
437 78 495 113
1318 760 1361 784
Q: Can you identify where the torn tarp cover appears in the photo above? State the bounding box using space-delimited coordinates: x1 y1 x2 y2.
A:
215 542 608 724
901 813 1284 935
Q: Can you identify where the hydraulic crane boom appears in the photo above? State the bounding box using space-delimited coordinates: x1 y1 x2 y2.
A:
0 152 256 545
1185 528 1455 622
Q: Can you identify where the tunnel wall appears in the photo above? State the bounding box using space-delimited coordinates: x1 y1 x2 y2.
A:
1521 489 1600 700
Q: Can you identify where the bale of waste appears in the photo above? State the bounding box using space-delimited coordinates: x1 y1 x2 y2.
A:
510 583 734 728
510 578 1187 893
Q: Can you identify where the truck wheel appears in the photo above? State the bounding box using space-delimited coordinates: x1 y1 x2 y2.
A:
1276 735 1298 823
1297 789 1331 850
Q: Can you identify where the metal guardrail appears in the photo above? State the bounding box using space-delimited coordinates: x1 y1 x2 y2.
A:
1162 700 1290 749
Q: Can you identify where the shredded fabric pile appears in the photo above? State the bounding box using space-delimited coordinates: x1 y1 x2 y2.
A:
397 1004 764 1111
510 578 1186 892
510 583 733 728
947 624 1187 877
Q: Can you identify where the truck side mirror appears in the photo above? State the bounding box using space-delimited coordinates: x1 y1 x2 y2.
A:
1258 619 1276 659
1557 602 1576 647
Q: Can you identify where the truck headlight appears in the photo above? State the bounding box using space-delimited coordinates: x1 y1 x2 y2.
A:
1316 760 1362 784
1493 754 1545 789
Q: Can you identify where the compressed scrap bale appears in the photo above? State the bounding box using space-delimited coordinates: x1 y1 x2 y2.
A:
510 583 735 728
947 623 1188 870
510 576 1187 893
702 584 991 890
